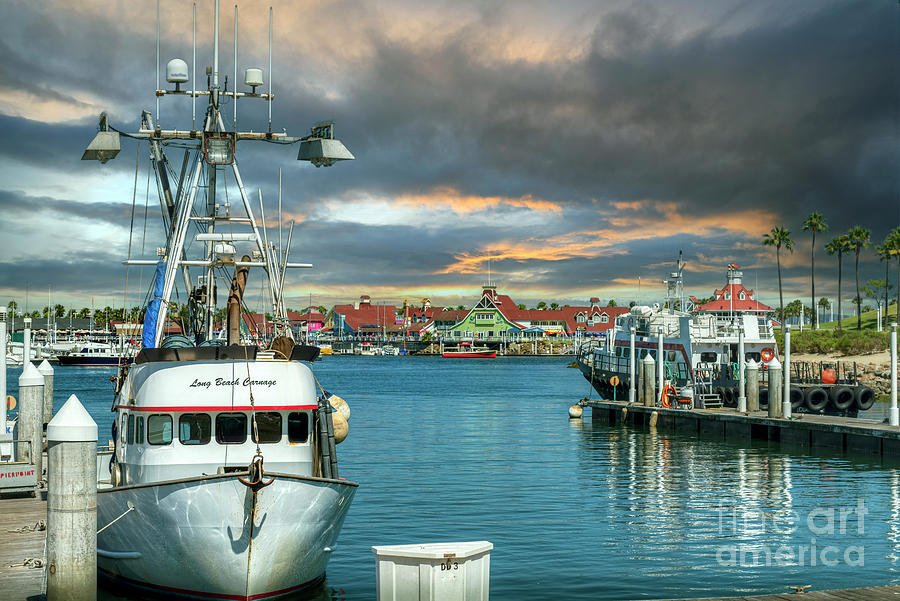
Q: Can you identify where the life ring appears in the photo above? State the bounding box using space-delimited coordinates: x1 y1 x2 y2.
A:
760 348 774 362
660 383 677 408
5 395 14 411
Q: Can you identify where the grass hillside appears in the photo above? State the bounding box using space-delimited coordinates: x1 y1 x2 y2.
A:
818 301 898 331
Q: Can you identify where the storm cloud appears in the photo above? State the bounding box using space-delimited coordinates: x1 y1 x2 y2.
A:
0 0 897 312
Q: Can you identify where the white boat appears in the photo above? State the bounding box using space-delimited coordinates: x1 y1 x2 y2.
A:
576 255 778 408
84 2 358 598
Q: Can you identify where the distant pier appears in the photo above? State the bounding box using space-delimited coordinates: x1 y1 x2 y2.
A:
585 399 900 458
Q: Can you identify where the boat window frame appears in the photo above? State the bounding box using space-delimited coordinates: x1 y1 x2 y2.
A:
147 414 174 445
136 415 145 445
127 413 135 445
287 411 310 444
251 412 282 444
179 413 212 446
215 412 248 444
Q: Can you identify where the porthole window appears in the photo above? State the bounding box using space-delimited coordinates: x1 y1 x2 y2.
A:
667 351 676 362
147 415 173 445
127 414 135 445
216 413 248 444
251 412 282 444
288 412 310 443
179 413 211 445
136 416 144 444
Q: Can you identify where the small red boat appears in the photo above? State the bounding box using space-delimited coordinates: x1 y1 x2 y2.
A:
442 341 497 358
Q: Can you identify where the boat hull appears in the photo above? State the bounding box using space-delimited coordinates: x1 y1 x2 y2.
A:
97 472 357 600
57 355 133 367
442 351 496 358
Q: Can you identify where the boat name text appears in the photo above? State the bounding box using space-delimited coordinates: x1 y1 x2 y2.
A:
189 377 277 389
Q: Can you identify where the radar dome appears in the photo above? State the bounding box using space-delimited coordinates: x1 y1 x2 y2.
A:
245 68 264 88
166 59 189 84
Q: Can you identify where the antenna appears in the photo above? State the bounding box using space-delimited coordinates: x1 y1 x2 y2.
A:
211 0 220 112
156 0 160 123
268 6 273 132
278 167 283 267
233 4 238 129
192 3 197 130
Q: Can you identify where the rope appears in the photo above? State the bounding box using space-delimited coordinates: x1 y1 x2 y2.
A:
7 557 42 569
243 345 261 455
97 504 135 534
6 520 44 533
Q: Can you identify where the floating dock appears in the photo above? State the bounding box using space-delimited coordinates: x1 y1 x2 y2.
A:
584 399 900 458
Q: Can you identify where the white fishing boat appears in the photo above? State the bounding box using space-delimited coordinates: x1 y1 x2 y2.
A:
83 2 357 598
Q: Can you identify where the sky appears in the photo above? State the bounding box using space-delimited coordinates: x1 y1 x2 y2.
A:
0 0 898 315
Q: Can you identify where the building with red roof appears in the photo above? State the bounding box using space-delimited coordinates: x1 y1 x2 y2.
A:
693 264 773 316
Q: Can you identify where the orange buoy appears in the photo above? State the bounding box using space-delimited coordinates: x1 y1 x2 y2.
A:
761 347 774 362
821 368 837 385
5 395 15 411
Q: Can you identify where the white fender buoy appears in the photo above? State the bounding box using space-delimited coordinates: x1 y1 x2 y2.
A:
568 404 583 419
332 412 349 443
328 394 350 420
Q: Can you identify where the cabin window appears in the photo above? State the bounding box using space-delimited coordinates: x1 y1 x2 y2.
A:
667 351 677 362
136 416 145 444
700 352 717 363
640 349 648 359
147 415 173 445
746 352 761 363
179 414 212 445
614 346 622 357
251 412 282 444
127 414 135 445
288 412 310 443
216 413 248 444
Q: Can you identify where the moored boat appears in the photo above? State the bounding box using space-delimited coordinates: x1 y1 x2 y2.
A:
82 2 358 598
442 341 497 358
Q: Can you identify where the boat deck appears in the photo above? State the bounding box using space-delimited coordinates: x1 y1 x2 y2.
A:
0 491 46 600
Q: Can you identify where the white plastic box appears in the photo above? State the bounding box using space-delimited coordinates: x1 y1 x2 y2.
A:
372 541 493 601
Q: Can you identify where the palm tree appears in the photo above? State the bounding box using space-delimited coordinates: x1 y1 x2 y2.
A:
876 241 891 320
846 226 871 330
762 226 794 331
802 213 827 329
887 227 900 325
825 235 852 330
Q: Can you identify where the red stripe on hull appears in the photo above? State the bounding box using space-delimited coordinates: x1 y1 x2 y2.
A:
115 405 318 412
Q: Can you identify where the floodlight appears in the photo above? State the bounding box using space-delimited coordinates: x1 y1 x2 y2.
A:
205 136 234 165
297 120 354 167
82 112 121 163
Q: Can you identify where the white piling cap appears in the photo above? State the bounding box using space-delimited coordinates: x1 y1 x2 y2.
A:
768 357 781 369
37 359 54 376
642 353 655 364
18 362 44 386
746 358 758 369
48 395 97 442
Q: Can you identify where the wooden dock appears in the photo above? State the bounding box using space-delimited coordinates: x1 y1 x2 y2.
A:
0 491 46 601
585 399 900 458
656 584 900 600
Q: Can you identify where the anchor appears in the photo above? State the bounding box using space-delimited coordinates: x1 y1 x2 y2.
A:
238 452 275 491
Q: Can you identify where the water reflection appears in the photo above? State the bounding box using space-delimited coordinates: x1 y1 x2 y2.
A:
574 419 900 598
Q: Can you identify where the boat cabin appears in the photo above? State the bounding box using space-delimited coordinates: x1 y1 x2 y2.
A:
111 357 319 484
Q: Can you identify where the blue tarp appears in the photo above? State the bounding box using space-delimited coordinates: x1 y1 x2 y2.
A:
141 260 166 348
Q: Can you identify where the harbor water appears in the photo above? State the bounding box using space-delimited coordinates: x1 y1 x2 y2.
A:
8 356 900 600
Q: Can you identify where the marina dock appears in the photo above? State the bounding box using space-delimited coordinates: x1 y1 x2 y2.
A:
585 399 900 458
657 584 900 600
0 492 46 600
